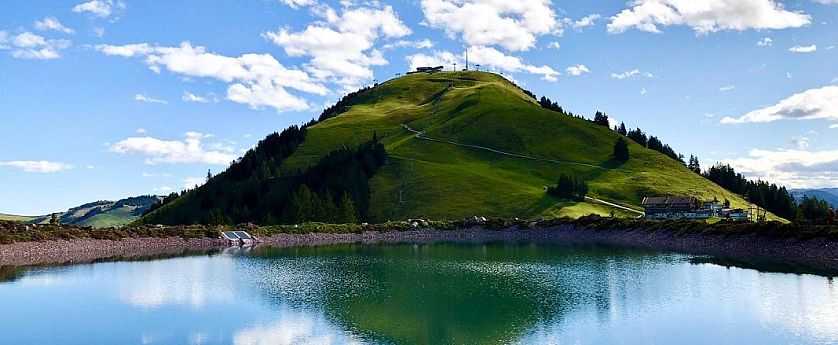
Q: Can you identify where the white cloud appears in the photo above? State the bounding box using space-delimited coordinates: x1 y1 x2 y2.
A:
640 87 648 95
469 46 560 80
406 46 560 81
264 5 410 89
547 41 560 50
182 91 209 103
406 51 460 71
789 44 817 53
791 137 811 149
420 0 560 52
153 186 173 193
34 17 75 34
97 42 327 112
141 172 172 178
565 64 590 76
0 31 70 60
813 0 838 4
134 94 168 104
830 124 838 129
382 39 434 50
278 0 317 9
607 0 811 34
611 68 654 79
719 84 736 92
0 161 74 173
757 37 773 46
564 14 601 31
181 177 205 190
72 0 125 18
723 148 838 188
108 132 237 165
136 128 147 134
721 85 838 124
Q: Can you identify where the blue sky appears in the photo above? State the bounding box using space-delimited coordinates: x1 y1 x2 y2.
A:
1 0 837 215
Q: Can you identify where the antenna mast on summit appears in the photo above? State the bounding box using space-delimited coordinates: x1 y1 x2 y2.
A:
465 48 469 71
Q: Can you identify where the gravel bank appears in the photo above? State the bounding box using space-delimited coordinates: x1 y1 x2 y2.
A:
2 226 837 275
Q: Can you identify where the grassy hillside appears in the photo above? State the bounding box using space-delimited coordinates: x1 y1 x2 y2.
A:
143 71 771 224
278 71 764 221
0 213 36 222
28 196 160 228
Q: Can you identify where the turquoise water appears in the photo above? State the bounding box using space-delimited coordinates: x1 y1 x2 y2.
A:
1 243 837 344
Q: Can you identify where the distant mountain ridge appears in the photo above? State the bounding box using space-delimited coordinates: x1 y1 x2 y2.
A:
790 188 838 208
26 195 161 228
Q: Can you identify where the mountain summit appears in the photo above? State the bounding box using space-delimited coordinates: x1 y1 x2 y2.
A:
142 71 758 225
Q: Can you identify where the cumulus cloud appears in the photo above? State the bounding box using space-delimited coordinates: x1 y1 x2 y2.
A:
181 177 205 190
0 161 74 173
789 44 817 53
72 0 125 18
108 132 237 165
721 85 838 124
723 148 838 188
406 50 461 70
607 0 811 34
611 68 654 79
565 64 590 76
97 42 327 112
406 46 560 81
791 137 811 149
264 4 410 89
719 84 736 92
0 31 70 59
134 94 168 104
470 46 560 80
182 91 210 103
278 0 317 9
564 14 601 31
757 37 773 46
153 185 173 193
421 0 560 52
34 17 74 34
382 39 434 50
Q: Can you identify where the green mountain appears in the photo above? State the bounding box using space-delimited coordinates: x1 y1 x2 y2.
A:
27 195 161 228
0 213 37 223
143 71 770 225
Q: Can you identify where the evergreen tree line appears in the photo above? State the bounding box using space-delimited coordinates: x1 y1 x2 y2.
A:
318 86 374 122
547 174 589 201
144 134 387 226
702 163 831 222
531 93 691 166
143 84 381 225
619 125 685 163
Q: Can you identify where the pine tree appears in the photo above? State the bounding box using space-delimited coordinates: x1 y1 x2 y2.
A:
290 185 315 223
617 122 628 136
613 137 630 161
339 192 358 224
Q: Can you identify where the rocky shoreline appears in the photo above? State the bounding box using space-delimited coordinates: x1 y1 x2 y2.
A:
2 226 837 275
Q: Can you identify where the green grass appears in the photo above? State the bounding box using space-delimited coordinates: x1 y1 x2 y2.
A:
0 213 37 222
280 71 777 222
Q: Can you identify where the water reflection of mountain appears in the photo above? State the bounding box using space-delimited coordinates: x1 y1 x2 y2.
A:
239 243 678 344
